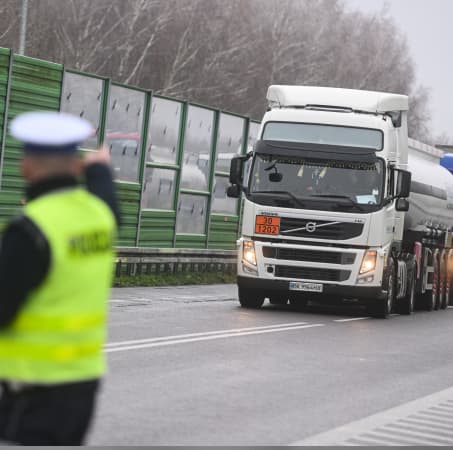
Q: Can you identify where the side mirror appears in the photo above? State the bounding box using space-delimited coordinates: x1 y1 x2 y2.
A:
229 156 244 185
396 170 411 198
396 198 410 212
227 184 241 198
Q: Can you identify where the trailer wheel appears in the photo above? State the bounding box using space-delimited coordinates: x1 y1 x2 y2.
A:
238 287 265 309
439 255 448 310
429 254 440 311
444 278 453 309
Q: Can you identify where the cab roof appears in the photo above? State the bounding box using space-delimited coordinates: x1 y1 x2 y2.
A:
267 85 409 114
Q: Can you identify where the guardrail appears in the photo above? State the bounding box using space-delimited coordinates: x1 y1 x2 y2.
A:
115 247 237 277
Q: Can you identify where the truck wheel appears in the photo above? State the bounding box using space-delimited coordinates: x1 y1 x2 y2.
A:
238 287 265 309
369 263 395 318
399 266 415 315
441 274 451 310
429 256 440 311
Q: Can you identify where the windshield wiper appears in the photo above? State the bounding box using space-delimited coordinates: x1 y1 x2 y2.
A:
252 191 306 208
309 194 365 211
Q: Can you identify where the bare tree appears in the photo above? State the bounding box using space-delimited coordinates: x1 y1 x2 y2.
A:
0 0 19 49
0 0 434 141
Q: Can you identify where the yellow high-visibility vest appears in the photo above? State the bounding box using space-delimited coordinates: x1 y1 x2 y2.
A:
0 188 116 383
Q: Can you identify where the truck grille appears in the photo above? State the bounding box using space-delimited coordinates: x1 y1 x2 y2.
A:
279 218 363 240
262 247 356 264
275 266 350 282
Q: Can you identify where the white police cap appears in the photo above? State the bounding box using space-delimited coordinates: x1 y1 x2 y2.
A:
10 111 93 152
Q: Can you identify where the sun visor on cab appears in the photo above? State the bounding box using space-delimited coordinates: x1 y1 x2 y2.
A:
254 140 378 163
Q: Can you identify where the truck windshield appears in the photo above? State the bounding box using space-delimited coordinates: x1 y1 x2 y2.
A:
263 122 383 150
248 155 385 213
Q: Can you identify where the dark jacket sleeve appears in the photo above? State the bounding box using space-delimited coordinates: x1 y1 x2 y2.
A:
0 217 50 329
85 163 121 227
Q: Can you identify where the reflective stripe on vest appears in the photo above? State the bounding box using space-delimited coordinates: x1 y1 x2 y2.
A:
0 188 115 383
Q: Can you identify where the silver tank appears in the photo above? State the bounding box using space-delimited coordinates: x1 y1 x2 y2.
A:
405 139 453 231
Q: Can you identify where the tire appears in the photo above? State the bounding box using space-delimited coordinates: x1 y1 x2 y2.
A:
441 273 451 310
369 263 395 319
427 254 440 311
439 256 448 310
399 264 415 315
269 294 289 306
238 287 265 309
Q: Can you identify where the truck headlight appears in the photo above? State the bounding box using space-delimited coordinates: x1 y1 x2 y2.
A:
243 241 257 266
360 251 377 274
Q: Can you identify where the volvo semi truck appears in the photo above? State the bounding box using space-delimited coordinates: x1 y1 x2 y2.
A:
227 85 453 318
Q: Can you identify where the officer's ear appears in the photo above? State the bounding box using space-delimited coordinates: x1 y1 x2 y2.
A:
74 155 84 177
20 157 33 181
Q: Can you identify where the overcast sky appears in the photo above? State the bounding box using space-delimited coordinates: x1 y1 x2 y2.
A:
343 0 452 141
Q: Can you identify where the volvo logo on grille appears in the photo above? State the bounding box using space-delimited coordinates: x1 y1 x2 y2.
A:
281 221 341 235
306 222 317 233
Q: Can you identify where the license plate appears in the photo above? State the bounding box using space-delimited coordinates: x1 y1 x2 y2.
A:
289 282 323 293
255 215 280 235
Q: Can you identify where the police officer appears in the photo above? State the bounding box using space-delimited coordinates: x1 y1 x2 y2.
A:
0 112 120 445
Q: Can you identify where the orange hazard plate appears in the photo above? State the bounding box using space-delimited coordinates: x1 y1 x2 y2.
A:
255 215 280 235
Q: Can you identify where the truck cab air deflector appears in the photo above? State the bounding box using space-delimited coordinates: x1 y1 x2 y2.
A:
255 140 377 163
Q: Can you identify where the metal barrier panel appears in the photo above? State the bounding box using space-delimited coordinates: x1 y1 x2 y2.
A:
238 120 261 236
105 83 147 246
0 49 10 166
115 247 237 277
175 104 216 248
248 121 261 151
61 71 104 149
208 112 246 249
146 96 182 166
105 84 145 183
138 96 184 248
0 52 63 229
0 46 260 258
0 49 13 231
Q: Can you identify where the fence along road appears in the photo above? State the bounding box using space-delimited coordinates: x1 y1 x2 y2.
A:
0 47 261 256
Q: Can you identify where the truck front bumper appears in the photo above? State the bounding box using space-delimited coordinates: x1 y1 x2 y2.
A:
237 276 385 301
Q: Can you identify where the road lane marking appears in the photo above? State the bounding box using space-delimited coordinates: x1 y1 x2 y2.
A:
289 385 453 446
105 321 310 348
333 317 370 323
105 323 324 353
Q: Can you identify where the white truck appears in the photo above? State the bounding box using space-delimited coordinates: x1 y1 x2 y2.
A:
227 85 453 318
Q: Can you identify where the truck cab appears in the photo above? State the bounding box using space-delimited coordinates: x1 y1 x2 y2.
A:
228 85 413 317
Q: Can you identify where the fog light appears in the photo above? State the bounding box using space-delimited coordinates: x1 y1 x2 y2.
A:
242 263 258 276
360 251 377 274
357 275 374 284
243 241 257 266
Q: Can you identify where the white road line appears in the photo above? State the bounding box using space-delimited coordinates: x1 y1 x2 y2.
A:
289 385 453 446
110 300 136 304
105 323 324 353
106 321 310 348
110 299 148 304
333 317 370 323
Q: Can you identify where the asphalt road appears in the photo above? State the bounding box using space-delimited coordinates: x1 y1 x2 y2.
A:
88 284 453 446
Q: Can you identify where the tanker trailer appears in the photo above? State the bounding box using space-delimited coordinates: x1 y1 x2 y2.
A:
401 139 453 312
